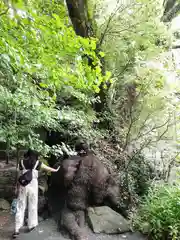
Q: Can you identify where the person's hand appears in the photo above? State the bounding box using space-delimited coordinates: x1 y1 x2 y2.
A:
55 166 60 172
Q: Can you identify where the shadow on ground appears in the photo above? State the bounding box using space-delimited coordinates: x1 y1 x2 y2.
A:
0 188 146 240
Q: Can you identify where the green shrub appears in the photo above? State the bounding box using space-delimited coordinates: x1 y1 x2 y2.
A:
127 153 156 196
133 182 180 240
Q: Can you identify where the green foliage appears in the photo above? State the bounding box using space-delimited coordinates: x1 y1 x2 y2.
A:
0 53 59 154
133 182 180 239
89 0 180 214
58 106 99 140
0 0 109 94
92 0 175 144
0 0 107 154
96 0 170 66
93 0 179 167
126 154 155 196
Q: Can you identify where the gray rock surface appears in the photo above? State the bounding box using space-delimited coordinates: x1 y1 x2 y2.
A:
17 219 145 240
0 205 146 240
88 206 130 234
0 198 10 211
0 164 16 200
38 172 48 194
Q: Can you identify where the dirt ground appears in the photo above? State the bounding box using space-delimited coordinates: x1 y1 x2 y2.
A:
0 211 146 240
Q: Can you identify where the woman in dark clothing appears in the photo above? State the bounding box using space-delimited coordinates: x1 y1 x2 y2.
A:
13 149 60 238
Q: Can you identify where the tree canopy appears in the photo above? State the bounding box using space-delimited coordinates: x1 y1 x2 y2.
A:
0 0 112 155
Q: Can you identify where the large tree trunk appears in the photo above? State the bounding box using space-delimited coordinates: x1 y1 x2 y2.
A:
65 0 91 37
162 0 180 22
65 0 107 113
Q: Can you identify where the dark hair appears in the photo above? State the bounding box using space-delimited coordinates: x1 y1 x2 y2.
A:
24 149 39 169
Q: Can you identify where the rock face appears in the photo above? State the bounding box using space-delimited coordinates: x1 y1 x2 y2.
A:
38 172 48 195
0 198 10 211
87 206 130 234
0 162 16 200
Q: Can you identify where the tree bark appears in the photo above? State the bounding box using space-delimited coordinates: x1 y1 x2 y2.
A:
65 0 92 37
163 0 176 14
65 0 107 113
162 0 180 22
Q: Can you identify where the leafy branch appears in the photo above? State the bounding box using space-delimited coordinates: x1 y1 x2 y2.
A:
0 7 9 16
99 1 137 46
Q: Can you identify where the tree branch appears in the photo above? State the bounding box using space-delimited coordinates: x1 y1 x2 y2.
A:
122 138 152 175
99 2 137 46
165 152 180 182
0 7 9 16
135 115 171 141
106 20 143 36
123 104 134 150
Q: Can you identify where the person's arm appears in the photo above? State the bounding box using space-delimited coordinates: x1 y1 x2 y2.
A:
41 162 60 173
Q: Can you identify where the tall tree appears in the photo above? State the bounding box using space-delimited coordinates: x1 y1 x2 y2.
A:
162 0 180 22
65 0 93 37
65 0 108 113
